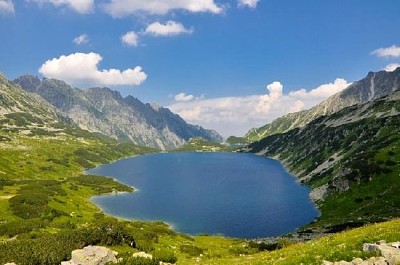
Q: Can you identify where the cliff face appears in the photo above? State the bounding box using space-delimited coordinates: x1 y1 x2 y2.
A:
14 75 222 149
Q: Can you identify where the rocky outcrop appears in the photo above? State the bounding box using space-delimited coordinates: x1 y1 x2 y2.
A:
60 245 118 265
323 241 400 265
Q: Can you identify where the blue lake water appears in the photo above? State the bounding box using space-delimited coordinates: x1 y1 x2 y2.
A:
88 152 319 238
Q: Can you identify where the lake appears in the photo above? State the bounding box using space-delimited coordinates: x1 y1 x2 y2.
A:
88 152 319 238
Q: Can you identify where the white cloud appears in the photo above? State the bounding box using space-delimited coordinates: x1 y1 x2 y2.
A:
121 31 139 47
102 0 223 17
238 0 260 8
145 21 193 37
0 0 15 15
371 45 400 58
29 0 94 14
39 52 147 87
256 81 282 113
384 63 400 72
168 79 351 137
73 34 89 45
174 93 194 102
288 78 349 99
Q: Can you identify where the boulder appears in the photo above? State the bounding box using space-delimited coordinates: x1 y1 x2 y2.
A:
61 245 118 265
132 252 153 259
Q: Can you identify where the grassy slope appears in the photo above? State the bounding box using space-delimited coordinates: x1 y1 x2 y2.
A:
1 128 399 264
247 95 400 229
198 218 400 265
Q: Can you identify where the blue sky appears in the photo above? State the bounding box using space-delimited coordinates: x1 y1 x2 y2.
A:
1 0 400 136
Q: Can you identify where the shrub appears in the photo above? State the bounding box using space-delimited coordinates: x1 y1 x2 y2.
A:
179 244 204 257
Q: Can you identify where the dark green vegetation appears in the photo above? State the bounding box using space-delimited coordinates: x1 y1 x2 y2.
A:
247 91 400 230
0 215 179 265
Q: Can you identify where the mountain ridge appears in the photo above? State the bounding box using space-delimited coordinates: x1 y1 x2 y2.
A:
14 75 222 149
245 68 400 141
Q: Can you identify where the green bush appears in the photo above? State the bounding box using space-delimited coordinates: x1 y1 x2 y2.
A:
179 244 205 257
73 175 133 194
153 248 177 263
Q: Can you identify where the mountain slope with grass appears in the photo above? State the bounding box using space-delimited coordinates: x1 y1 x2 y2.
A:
14 75 222 150
1 72 400 264
246 80 400 230
246 68 400 142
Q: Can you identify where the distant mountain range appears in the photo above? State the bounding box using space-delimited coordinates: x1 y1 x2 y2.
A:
13 75 222 149
245 68 400 142
245 68 400 227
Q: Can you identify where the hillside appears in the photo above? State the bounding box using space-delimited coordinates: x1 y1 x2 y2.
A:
173 137 233 152
14 75 222 150
1 71 400 264
246 88 400 229
246 68 400 141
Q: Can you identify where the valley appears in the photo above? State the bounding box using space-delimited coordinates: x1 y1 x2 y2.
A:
0 68 399 264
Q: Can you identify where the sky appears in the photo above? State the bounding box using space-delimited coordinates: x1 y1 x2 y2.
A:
0 0 400 137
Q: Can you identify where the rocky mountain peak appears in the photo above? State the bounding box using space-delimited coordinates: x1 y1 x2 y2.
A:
14 75 222 149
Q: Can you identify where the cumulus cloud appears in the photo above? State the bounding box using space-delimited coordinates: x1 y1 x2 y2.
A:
174 93 195 102
0 0 15 15
238 0 260 8
384 63 400 72
256 81 282 113
168 79 351 137
28 0 94 13
288 78 349 99
73 34 89 45
39 52 147 87
372 45 400 58
102 0 223 17
121 31 139 47
145 21 193 37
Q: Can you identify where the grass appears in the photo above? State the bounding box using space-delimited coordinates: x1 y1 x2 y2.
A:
189 218 400 265
0 109 399 264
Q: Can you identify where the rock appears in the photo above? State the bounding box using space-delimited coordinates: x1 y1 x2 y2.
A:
363 243 380 252
351 258 364 264
391 242 400 249
132 252 153 259
60 245 118 265
325 241 400 265
367 256 388 265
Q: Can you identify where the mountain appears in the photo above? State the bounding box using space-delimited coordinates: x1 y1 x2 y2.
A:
0 73 70 132
14 75 222 150
246 68 400 141
245 76 400 228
